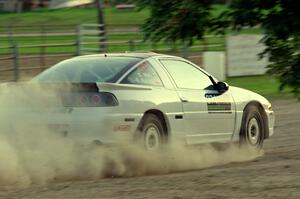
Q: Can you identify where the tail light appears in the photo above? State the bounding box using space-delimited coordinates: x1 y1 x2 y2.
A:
63 92 118 107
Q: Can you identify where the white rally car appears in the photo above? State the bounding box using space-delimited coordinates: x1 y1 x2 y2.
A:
34 52 275 150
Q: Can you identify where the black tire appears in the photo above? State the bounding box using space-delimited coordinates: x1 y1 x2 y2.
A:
139 113 165 150
240 104 265 150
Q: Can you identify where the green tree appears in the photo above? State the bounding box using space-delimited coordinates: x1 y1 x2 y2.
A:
225 0 300 98
135 0 216 46
137 0 300 98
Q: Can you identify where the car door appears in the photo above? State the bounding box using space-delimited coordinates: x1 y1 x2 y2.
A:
119 60 186 141
159 59 236 144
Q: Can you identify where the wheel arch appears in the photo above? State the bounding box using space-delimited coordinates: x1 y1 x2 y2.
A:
242 101 269 139
137 109 170 140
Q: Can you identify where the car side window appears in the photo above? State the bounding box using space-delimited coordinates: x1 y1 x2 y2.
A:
121 61 163 87
160 59 212 90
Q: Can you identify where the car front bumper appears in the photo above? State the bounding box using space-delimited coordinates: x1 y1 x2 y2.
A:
266 110 275 138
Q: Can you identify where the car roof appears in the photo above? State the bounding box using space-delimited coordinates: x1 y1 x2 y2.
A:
73 52 177 60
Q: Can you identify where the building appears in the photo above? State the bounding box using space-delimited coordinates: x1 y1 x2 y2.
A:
0 0 95 12
0 0 21 12
0 0 50 12
49 0 93 9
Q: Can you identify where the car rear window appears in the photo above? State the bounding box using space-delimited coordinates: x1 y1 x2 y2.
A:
34 57 142 83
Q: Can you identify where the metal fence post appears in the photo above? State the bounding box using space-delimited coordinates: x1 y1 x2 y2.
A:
40 45 45 71
128 40 135 52
151 41 157 51
76 26 81 56
7 25 13 43
203 37 208 52
181 40 188 58
11 43 19 81
224 35 228 79
172 39 176 51
40 25 46 69
95 0 107 51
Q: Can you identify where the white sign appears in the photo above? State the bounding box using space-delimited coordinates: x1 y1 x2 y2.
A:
226 35 268 77
203 52 226 81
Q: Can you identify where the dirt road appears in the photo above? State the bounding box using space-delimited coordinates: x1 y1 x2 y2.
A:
0 99 299 199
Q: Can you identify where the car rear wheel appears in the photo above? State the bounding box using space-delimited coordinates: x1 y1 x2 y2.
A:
240 104 265 150
140 114 165 151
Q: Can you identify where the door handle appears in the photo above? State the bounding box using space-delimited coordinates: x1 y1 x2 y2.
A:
180 96 189 103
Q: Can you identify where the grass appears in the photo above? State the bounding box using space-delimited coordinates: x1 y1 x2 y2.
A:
0 7 150 29
226 75 293 99
0 5 230 30
1 5 252 55
0 5 226 55
0 33 225 54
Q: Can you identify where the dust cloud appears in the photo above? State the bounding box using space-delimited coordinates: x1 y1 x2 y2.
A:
0 83 262 187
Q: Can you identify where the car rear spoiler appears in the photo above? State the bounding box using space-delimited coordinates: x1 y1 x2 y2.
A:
1 82 152 92
96 83 152 91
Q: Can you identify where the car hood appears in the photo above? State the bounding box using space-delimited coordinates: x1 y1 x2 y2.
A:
229 86 272 109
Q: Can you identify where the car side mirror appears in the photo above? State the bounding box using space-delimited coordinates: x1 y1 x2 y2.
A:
216 82 229 93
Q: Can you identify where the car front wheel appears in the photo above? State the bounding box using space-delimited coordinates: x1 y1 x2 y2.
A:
240 104 265 150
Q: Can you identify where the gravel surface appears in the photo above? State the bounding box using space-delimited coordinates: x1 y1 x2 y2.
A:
0 99 299 199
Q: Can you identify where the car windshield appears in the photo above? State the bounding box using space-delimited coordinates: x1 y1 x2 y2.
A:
33 57 142 83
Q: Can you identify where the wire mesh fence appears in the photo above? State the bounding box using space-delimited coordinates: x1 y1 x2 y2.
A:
0 24 225 82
